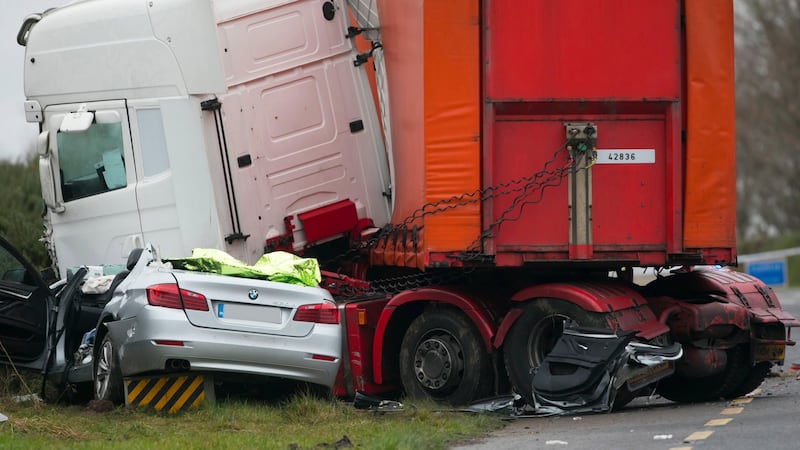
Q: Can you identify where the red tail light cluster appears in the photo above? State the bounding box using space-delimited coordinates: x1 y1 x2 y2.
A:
146 284 209 311
293 302 339 324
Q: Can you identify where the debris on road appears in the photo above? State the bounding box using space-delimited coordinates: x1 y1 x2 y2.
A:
428 327 682 419
353 391 403 412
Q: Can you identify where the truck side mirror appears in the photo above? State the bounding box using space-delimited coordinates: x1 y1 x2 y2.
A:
37 131 64 213
36 129 49 156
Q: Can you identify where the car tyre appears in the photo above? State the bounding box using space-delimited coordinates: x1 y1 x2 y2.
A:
94 333 124 404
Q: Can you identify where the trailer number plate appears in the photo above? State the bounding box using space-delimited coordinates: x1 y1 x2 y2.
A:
754 343 785 362
596 149 655 164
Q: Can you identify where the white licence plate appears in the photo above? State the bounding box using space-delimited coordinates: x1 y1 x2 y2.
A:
595 149 655 164
216 303 282 323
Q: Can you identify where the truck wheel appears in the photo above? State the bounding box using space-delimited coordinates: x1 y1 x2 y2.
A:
94 334 124 404
399 308 494 405
727 362 771 398
656 345 753 403
503 299 607 406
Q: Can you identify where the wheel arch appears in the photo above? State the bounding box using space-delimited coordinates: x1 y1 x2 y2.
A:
371 288 496 385
92 313 117 361
643 268 800 328
495 281 663 347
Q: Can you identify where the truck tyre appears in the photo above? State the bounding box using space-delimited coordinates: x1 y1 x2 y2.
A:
503 299 607 406
399 307 494 405
656 345 753 403
94 333 124 404
727 362 771 398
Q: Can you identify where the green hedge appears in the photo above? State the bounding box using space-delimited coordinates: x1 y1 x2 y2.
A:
0 159 49 268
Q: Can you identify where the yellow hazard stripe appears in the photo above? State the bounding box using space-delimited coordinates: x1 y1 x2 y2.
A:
154 376 187 412
127 379 148 403
139 377 168 407
126 374 205 413
169 375 205 414
192 391 205 408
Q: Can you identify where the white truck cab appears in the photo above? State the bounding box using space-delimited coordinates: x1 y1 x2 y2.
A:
21 0 391 277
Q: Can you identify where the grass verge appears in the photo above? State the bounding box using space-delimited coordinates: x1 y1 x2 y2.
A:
0 373 504 450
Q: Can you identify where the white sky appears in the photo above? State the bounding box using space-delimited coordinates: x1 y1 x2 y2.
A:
0 1 69 163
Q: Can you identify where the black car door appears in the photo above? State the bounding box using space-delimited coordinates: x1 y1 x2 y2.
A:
0 235 52 368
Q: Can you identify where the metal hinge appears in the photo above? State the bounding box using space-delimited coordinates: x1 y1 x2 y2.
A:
354 42 382 67
225 232 250 244
200 98 221 111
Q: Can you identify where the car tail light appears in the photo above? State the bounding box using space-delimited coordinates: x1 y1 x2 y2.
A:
154 340 185 347
293 302 339 324
146 284 209 311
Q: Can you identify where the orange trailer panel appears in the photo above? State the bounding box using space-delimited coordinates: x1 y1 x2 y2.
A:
375 0 480 265
422 0 481 252
683 0 737 250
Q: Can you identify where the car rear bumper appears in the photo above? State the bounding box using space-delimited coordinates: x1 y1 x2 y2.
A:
106 308 341 388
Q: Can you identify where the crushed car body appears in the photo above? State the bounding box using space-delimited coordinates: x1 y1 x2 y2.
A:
530 326 682 415
0 235 341 403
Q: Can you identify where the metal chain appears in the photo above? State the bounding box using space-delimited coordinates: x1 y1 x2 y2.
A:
326 140 579 297
461 143 574 258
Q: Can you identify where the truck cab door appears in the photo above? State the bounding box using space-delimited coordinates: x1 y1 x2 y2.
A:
41 100 143 277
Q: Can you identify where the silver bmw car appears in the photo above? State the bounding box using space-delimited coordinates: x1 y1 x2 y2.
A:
0 236 341 404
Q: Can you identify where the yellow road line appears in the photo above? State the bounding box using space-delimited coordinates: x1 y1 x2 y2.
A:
705 418 733 426
684 430 714 441
678 390 752 447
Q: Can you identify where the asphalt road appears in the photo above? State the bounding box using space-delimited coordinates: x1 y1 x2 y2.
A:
453 287 800 450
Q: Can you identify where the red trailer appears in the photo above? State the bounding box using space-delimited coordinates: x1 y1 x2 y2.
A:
321 0 799 405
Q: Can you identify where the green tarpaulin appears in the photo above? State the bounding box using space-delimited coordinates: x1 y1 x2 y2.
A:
164 248 321 287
